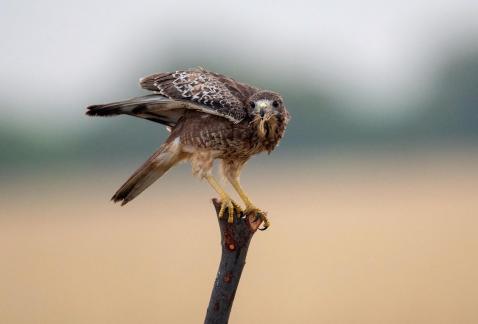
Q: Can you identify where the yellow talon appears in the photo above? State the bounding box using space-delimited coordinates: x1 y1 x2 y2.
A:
206 174 243 223
226 176 271 230
218 196 242 224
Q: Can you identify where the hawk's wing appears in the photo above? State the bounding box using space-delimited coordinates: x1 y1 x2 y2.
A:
140 68 259 123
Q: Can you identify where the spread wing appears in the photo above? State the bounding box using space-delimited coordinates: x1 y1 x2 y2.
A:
140 68 259 123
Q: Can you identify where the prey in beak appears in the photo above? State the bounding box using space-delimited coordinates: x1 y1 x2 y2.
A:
252 100 276 139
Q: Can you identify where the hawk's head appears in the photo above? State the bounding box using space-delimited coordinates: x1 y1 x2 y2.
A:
247 90 290 140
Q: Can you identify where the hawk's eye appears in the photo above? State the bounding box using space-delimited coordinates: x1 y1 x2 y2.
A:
272 100 279 108
250 102 255 108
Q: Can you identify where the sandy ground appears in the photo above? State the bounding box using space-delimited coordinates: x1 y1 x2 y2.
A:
1 150 478 323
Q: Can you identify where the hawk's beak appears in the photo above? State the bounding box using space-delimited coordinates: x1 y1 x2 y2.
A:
258 102 269 119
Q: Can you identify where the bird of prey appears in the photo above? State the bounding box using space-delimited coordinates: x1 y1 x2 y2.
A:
86 67 290 229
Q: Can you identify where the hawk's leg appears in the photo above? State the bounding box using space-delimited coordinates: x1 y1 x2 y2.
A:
228 177 270 230
205 174 242 224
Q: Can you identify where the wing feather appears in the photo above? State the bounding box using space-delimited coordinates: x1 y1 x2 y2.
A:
87 94 192 126
140 67 259 123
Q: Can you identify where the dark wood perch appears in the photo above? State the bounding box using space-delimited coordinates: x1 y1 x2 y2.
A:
204 199 263 324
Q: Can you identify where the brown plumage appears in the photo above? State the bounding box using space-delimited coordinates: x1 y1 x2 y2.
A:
86 67 290 229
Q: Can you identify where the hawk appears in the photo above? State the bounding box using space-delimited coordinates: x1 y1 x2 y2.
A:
86 67 290 229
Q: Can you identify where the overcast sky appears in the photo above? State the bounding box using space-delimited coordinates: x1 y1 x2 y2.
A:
1 0 477 128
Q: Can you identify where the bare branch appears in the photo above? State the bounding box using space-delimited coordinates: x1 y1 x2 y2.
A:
204 199 262 324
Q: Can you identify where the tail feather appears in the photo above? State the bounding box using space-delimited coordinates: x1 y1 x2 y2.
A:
112 140 182 205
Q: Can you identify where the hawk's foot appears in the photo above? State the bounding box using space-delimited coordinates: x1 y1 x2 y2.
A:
218 196 243 224
245 206 270 231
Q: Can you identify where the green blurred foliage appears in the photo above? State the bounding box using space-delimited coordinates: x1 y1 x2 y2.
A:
1 51 477 172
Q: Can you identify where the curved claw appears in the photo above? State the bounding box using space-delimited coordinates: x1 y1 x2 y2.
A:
246 208 270 231
258 218 270 231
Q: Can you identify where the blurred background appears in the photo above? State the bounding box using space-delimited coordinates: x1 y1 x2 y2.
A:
1 0 478 323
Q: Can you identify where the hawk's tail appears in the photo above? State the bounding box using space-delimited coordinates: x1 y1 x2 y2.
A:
112 139 183 205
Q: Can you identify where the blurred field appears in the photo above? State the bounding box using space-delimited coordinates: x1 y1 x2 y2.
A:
1 149 477 324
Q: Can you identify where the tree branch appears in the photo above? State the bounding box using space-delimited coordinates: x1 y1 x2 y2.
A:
204 199 262 324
